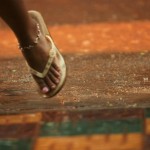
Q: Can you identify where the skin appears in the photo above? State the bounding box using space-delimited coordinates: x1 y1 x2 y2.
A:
0 0 61 94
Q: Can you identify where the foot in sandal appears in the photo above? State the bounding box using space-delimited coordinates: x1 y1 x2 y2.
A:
19 11 67 98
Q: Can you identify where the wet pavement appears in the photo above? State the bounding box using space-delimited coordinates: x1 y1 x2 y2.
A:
0 0 150 149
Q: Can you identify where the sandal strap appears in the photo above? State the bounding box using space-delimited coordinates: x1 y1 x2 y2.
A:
29 35 57 78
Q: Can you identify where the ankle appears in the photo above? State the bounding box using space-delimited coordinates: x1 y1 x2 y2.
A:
18 18 39 46
18 21 41 51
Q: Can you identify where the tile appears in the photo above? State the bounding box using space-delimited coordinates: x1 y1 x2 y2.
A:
143 135 150 150
145 109 150 118
0 113 42 125
42 109 144 123
0 139 33 150
40 119 143 136
0 123 39 139
34 134 143 150
145 119 150 135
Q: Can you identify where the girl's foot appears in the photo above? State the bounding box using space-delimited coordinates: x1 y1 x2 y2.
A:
20 16 64 95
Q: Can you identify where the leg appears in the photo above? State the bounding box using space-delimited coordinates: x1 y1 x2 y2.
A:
0 0 37 46
0 0 61 94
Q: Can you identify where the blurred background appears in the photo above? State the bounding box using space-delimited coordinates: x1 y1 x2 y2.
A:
0 0 150 150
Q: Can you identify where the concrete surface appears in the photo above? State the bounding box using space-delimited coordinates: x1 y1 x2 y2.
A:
0 53 150 114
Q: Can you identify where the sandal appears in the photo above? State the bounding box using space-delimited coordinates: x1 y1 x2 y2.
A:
21 10 67 98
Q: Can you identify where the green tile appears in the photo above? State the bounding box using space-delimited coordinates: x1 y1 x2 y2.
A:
145 108 150 118
91 119 142 134
40 118 143 137
0 139 33 150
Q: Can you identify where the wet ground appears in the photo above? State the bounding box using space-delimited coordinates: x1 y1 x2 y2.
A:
0 0 150 149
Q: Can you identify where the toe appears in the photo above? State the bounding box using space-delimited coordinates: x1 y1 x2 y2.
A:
45 76 56 90
49 72 60 85
52 62 60 72
50 66 61 78
33 75 49 94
